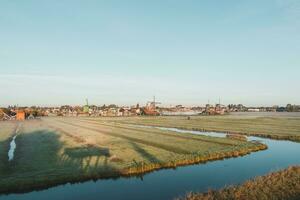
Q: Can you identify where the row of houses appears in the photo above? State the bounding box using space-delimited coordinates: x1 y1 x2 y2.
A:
159 103 300 116
245 105 300 112
204 104 228 115
0 109 35 121
45 105 143 117
2 103 299 120
161 105 204 116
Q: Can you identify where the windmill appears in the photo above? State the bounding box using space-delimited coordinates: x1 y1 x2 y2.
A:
146 96 161 112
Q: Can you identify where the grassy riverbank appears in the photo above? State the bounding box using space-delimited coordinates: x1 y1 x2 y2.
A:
96 113 300 142
0 118 266 194
179 166 300 200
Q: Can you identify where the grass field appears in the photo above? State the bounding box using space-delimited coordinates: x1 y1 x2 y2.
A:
179 166 300 200
0 117 266 194
93 113 300 142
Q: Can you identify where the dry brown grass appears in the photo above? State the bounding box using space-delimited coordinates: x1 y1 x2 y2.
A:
179 166 300 200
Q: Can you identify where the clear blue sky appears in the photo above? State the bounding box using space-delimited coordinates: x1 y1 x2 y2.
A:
0 0 299 107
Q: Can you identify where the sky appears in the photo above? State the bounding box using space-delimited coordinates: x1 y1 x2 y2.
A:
0 0 299 107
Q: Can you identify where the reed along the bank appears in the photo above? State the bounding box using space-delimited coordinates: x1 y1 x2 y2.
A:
178 166 300 200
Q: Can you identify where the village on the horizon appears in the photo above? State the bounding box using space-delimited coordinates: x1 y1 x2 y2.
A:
1 97 300 121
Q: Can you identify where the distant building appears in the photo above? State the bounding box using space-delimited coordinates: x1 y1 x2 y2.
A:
16 110 25 121
203 104 228 115
277 107 286 112
141 108 160 116
142 101 160 116
0 109 4 120
247 108 260 112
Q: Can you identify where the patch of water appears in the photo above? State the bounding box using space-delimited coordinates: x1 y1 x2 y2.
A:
8 135 17 161
1 126 300 200
8 125 20 162
132 124 228 138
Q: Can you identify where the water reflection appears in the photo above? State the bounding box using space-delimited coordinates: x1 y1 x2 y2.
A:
1 127 300 200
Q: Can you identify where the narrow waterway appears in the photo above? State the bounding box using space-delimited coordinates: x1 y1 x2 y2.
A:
1 127 300 200
7 125 20 161
8 135 17 161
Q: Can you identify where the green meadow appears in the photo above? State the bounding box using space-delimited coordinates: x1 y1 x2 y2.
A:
0 117 265 194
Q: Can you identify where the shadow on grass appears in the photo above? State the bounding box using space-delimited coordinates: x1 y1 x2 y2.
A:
64 146 110 158
61 146 111 172
0 129 118 194
0 137 12 173
130 142 161 163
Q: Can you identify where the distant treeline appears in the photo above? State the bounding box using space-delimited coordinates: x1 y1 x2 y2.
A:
286 104 300 112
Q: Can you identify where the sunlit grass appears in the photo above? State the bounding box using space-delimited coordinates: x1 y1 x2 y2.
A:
93 114 300 142
0 118 266 194
179 166 300 200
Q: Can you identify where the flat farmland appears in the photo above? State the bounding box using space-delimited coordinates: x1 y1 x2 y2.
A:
96 113 300 142
0 117 265 194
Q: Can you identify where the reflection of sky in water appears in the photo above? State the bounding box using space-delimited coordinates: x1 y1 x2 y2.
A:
2 127 300 200
155 126 227 138
8 135 17 161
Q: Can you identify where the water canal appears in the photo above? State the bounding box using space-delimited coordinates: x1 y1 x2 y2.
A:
1 127 299 200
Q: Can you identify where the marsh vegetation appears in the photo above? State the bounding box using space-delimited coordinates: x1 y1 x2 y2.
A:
179 166 300 200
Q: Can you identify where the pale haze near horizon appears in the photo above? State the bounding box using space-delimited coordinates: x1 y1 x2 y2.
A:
0 0 299 107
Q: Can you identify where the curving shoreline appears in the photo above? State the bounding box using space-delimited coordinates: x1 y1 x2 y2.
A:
1 118 299 200
179 166 300 200
0 142 267 195
121 122 300 143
